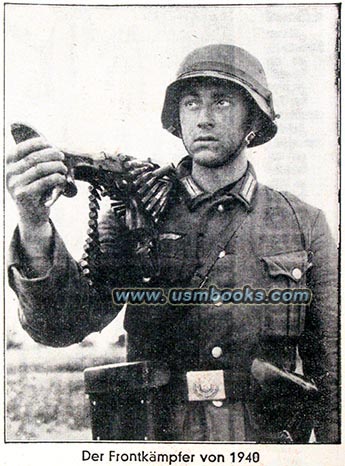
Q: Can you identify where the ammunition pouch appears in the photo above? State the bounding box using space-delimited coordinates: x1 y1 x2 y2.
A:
84 361 170 440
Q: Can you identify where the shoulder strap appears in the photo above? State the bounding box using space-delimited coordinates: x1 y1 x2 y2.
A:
189 204 250 288
278 191 312 250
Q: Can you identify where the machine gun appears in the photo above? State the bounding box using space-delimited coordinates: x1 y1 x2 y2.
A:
11 123 177 281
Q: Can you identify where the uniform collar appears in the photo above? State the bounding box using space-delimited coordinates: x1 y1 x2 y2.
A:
176 156 258 211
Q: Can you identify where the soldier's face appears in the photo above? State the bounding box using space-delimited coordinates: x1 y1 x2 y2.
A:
179 80 252 168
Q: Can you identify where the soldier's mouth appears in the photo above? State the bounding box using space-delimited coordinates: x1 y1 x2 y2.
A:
194 136 218 142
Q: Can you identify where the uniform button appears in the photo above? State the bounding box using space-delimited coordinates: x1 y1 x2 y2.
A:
211 346 223 358
291 268 302 280
218 250 226 259
215 301 222 307
142 277 151 283
217 204 225 213
212 400 223 407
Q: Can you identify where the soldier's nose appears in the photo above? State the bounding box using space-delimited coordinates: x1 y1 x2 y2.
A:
197 106 215 129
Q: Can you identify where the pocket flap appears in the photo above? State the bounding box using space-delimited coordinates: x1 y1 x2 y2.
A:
262 250 312 282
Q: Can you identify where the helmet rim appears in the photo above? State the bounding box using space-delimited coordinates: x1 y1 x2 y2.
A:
161 45 278 147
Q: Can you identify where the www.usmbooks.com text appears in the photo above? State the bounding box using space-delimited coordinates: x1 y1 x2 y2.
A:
112 285 312 306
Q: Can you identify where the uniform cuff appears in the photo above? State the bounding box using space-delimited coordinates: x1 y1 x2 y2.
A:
8 221 78 318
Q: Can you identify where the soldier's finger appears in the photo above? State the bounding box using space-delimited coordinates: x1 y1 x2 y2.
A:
7 137 51 163
13 173 67 202
9 148 65 176
10 161 68 189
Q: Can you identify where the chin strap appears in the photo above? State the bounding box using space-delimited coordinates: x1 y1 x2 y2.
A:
231 130 256 159
245 130 256 146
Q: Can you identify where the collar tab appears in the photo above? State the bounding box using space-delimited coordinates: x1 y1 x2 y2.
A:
236 169 257 210
180 175 204 200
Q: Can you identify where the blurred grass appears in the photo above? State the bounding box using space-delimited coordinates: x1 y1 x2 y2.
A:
7 369 90 440
6 337 126 441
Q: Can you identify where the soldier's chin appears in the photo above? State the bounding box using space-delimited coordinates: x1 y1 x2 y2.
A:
192 150 229 168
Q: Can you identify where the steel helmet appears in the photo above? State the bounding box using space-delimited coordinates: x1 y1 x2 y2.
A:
161 44 278 147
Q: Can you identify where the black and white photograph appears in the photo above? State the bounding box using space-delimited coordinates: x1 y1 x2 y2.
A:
3 2 341 464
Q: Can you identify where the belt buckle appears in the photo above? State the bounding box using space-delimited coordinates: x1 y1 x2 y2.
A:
186 370 226 401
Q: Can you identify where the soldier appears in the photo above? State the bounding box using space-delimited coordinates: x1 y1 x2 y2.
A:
7 44 339 442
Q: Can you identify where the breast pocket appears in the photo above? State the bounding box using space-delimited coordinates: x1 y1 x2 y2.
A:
261 250 313 338
158 232 186 258
158 232 198 283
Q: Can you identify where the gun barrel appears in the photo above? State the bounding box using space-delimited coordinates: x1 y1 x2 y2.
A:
63 150 128 175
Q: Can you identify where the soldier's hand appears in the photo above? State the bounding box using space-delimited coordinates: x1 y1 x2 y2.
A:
6 136 67 229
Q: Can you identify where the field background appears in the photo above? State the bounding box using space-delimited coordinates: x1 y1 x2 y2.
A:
6 304 126 441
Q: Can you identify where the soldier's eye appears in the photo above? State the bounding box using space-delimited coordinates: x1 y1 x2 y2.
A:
185 100 199 109
217 99 231 107
181 96 200 110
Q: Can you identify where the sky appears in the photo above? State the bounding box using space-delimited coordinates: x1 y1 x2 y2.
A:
4 3 339 333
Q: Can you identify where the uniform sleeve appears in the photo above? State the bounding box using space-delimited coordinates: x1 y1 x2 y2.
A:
299 210 339 443
8 210 138 347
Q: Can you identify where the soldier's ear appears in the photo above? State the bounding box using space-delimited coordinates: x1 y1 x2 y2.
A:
250 102 262 130
175 117 182 139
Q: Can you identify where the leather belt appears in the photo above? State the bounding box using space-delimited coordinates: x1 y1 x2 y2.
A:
84 361 250 402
